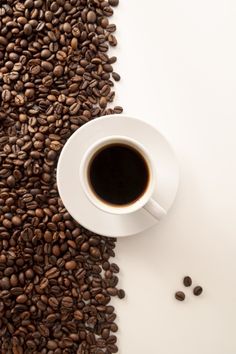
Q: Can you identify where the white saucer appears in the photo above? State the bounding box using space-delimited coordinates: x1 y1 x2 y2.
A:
57 115 179 237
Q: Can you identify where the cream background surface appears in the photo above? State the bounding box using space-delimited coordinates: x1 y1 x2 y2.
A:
112 1 236 353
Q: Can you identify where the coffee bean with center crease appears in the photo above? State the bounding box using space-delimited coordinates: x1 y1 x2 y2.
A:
193 286 203 296
175 291 185 301
183 276 192 287
0 0 123 352
2 90 11 102
61 296 73 308
118 289 125 299
109 0 119 6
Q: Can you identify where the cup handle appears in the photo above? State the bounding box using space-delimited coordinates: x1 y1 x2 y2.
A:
143 198 167 220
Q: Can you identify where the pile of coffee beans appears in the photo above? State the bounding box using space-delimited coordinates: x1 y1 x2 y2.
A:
0 0 124 353
175 276 203 301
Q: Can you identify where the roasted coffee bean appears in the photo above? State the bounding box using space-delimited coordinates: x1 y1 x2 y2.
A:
112 72 121 81
16 294 27 303
118 289 125 299
74 310 83 320
175 291 185 301
87 11 97 23
2 89 11 102
24 23 32 36
48 297 59 308
61 296 73 308
65 261 77 270
90 247 101 259
183 276 192 287
53 65 64 77
107 287 118 296
109 0 119 6
110 323 118 332
41 49 51 58
45 267 60 279
193 286 203 296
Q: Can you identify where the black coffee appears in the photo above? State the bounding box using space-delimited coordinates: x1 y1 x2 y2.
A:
88 144 149 206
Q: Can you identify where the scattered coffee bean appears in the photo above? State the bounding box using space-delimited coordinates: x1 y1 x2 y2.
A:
193 286 203 296
87 11 97 23
183 276 192 287
112 72 121 81
0 0 123 352
175 291 185 301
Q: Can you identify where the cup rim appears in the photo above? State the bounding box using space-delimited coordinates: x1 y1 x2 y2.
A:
79 135 155 215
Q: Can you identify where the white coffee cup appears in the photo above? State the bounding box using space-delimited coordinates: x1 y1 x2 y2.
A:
80 135 166 220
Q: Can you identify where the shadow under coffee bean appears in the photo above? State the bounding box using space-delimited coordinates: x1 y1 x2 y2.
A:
88 144 149 205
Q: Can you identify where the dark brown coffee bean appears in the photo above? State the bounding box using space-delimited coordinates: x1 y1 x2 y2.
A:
71 38 78 50
0 277 10 290
12 216 22 226
15 95 25 106
25 269 34 279
107 287 118 296
2 89 11 102
41 49 51 59
53 65 64 77
0 36 8 46
90 247 101 259
56 50 67 61
65 261 77 270
102 328 110 339
74 310 83 320
108 34 117 46
45 11 53 21
99 96 107 108
112 72 120 81
47 301 58 314
87 11 96 23
10 287 24 296
110 323 118 332
103 64 113 73
63 22 72 33
118 289 125 299
193 286 203 296
69 102 81 115
61 296 73 308
114 106 123 113
41 61 53 71
24 0 33 8
47 340 58 350
109 0 119 6
7 175 16 187
183 276 192 287
45 267 60 279
175 291 185 301
38 323 50 337
42 75 53 87
10 274 18 287
24 24 32 36
16 294 27 303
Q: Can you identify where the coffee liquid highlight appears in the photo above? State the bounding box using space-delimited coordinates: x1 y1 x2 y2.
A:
88 143 149 206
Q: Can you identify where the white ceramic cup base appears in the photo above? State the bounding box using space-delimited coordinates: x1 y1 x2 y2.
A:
57 115 179 237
